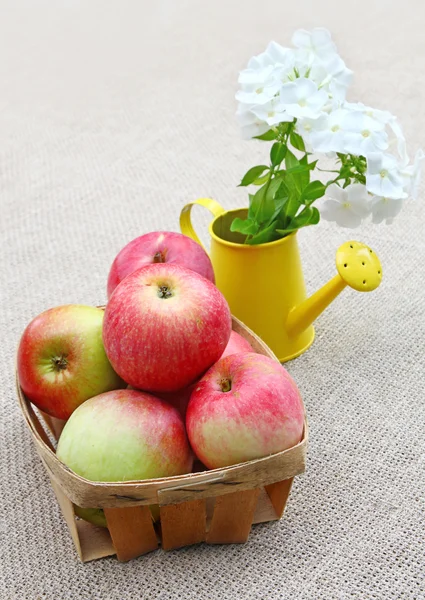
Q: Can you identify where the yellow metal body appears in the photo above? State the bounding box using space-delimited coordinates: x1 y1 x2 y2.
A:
180 199 382 362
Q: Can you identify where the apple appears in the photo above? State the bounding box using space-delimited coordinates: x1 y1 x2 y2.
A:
158 332 255 417
157 384 195 419
17 305 125 420
220 330 254 359
103 263 232 392
56 389 193 482
74 503 160 528
74 506 108 528
107 231 215 298
186 353 305 469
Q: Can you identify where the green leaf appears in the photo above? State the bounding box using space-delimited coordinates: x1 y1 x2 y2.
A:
290 131 306 152
276 206 320 236
289 153 311 194
239 165 269 187
274 178 290 199
300 181 326 203
245 222 280 245
275 226 298 236
248 186 266 220
339 166 352 179
301 156 318 170
270 143 287 167
266 177 285 201
278 122 290 135
285 149 299 171
286 164 313 175
294 206 320 226
254 129 278 141
230 217 259 236
265 195 288 226
252 173 269 185
311 206 320 224
252 180 285 224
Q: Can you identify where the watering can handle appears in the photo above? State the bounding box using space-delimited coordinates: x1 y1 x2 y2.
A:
180 198 226 252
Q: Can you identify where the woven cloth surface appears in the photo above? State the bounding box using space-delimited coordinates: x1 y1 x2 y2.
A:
1 1 424 598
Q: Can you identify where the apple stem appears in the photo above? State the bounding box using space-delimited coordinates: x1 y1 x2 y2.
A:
52 355 68 371
220 377 232 392
153 251 165 263
158 285 173 299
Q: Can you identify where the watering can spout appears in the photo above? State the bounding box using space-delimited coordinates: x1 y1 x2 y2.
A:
286 241 383 338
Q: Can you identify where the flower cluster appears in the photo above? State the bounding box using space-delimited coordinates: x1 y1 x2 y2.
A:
236 28 423 231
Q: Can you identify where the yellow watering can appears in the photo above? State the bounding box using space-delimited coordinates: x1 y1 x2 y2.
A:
180 198 383 362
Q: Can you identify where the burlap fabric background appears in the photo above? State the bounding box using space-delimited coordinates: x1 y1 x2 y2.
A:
1 1 424 598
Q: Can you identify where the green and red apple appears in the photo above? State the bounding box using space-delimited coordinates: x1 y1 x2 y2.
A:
56 389 193 481
73 503 160 528
17 305 125 420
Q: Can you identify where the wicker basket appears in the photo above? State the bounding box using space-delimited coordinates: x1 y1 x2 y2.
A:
16 316 308 562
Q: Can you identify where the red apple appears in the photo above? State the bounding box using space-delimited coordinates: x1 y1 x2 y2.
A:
186 353 305 469
107 231 215 298
56 389 193 481
220 330 254 359
103 264 232 392
17 305 125 420
158 332 254 417
157 384 195 419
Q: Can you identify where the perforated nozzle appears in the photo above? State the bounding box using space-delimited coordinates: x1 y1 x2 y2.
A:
335 241 382 292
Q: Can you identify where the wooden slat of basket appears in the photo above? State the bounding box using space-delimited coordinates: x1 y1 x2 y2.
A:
104 506 158 562
39 410 66 441
24 400 55 452
206 488 260 544
264 478 294 519
252 487 280 523
74 519 115 562
49 476 84 561
159 499 206 551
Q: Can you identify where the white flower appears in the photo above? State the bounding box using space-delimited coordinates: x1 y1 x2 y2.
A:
236 107 270 140
344 101 394 124
320 183 371 228
279 78 328 119
274 60 299 86
292 28 337 64
400 148 425 200
320 55 353 103
294 114 328 151
236 29 354 136
366 153 407 199
370 196 404 224
263 41 295 68
247 41 293 70
238 64 274 86
341 109 388 155
305 108 349 153
388 119 409 166
238 44 295 93
236 73 281 106
252 97 293 127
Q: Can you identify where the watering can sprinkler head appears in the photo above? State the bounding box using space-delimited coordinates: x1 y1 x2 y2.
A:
286 241 383 339
335 241 382 292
